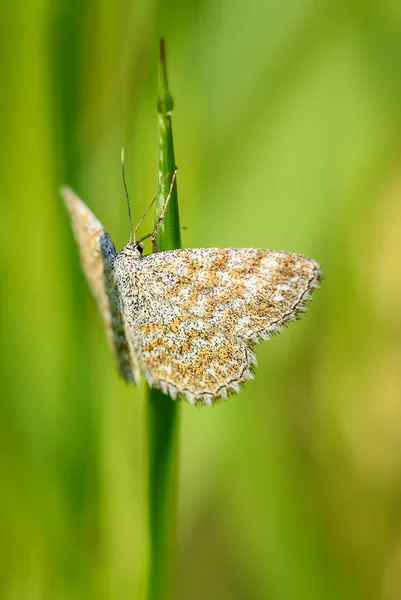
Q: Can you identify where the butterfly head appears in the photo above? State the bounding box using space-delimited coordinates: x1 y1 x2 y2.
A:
122 241 144 258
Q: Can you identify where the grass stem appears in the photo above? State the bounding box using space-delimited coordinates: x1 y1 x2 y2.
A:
145 39 181 600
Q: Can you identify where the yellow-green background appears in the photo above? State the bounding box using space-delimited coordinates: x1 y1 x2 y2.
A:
2 1 401 599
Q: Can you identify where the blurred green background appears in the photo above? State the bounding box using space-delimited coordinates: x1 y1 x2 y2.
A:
2 1 401 599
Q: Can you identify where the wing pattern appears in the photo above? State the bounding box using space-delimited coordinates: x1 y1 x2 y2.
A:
61 187 139 383
115 248 320 404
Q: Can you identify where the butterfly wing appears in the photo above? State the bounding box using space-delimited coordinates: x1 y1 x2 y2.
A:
115 247 320 404
136 248 321 344
115 285 256 405
61 187 139 383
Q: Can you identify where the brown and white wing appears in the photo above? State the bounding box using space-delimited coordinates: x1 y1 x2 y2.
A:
120 290 256 405
136 248 321 344
61 186 139 383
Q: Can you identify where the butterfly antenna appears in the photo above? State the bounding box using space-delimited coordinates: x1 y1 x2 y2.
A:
121 148 134 243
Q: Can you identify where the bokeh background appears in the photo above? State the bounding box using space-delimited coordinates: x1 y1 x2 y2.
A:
2 1 401 599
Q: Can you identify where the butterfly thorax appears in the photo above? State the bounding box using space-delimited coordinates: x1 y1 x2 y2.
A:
113 244 140 285
113 243 142 281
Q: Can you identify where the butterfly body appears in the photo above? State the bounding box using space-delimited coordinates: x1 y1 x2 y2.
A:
62 187 321 405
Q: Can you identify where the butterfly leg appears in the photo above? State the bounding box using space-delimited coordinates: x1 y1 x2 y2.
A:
137 225 186 245
151 168 178 252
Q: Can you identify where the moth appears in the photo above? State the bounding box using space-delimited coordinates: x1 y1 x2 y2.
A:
61 155 321 405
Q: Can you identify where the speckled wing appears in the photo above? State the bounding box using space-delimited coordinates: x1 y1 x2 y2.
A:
122 289 256 405
136 248 321 343
61 187 139 383
122 247 320 404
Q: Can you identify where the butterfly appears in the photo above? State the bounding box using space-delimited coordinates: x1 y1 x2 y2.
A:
61 160 321 406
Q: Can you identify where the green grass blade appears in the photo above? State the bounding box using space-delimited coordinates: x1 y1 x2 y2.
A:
146 39 181 600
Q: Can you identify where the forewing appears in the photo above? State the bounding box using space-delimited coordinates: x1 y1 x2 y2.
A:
136 248 321 344
61 187 139 383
